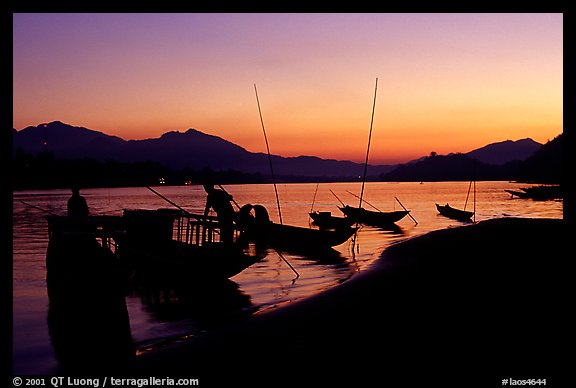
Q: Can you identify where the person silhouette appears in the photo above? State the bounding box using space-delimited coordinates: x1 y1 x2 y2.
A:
67 186 89 217
203 182 235 244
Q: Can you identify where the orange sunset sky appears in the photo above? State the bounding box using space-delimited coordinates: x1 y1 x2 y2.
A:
13 13 563 164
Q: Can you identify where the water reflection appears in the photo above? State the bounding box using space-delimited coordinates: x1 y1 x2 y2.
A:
46 232 259 370
373 223 405 234
14 182 563 374
46 235 134 373
134 277 254 329
286 246 348 265
436 213 474 224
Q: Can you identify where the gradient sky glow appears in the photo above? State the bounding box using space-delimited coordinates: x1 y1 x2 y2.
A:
13 13 563 164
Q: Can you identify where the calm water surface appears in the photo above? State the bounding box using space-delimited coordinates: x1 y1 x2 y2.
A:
13 182 562 374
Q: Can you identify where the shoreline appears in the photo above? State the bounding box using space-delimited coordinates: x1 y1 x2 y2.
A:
122 218 568 384
132 217 568 385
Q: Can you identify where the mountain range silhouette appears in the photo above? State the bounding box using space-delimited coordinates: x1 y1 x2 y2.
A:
12 121 553 180
13 121 396 178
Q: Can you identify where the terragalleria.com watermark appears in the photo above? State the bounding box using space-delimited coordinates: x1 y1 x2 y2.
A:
13 377 199 388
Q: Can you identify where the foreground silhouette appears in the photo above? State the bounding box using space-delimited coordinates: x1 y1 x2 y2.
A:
135 218 568 386
67 186 89 217
46 234 134 373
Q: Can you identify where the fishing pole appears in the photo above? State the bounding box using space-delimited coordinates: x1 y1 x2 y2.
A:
20 199 125 217
217 184 242 210
254 83 283 225
345 190 382 212
146 185 226 246
146 186 192 215
329 189 345 207
19 200 59 216
394 196 418 225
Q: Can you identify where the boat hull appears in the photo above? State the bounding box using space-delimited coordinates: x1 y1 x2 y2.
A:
246 221 357 252
506 185 563 201
505 189 530 199
435 204 474 222
309 211 356 230
338 206 409 226
122 240 263 283
46 212 264 283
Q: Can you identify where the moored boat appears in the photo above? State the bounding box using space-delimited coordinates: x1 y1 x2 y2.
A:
435 203 474 222
45 215 129 302
309 211 356 230
338 205 410 227
120 209 265 280
436 179 476 223
253 221 357 252
45 208 266 283
506 185 562 201
505 189 530 199
242 205 357 252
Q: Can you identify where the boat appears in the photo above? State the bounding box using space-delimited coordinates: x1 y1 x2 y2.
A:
338 205 410 227
435 203 474 222
45 214 130 302
120 209 265 280
436 179 476 222
504 189 531 199
335 78 413 230
506 185 562 201
248 222 357 253
46 208 265 282
241 205 356 252
309 211 356 230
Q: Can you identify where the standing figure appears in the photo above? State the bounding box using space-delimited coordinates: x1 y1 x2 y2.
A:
203 182 235 244
67 186 89 217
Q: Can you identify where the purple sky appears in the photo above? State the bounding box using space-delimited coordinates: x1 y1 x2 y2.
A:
13 13 563 163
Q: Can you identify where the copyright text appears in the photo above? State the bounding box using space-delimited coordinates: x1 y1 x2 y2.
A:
12 377 199 388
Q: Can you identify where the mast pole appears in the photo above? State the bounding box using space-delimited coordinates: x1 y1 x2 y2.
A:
310 182 320 213
351 78 379 254
253 84 298 279
254 84 283 225
473 180 476 223
464 180 473 211
358 77 378 211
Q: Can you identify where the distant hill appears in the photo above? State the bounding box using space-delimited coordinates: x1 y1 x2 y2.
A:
13 121 560 183
515 134 563 183
12 121 394 179
465 138 542 165
380 153 510 182
381 135 562 183
13 121 125 157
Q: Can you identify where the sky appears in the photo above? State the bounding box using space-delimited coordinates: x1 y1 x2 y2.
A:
13 13 563 164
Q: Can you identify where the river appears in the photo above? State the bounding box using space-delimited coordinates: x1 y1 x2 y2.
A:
12 181 562 374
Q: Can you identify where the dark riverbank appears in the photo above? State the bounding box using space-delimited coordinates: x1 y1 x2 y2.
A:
134 217 568 386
